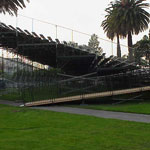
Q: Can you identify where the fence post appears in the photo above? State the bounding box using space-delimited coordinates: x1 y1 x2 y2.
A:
72 30 74 42
55 25 58 39
32 18 34 32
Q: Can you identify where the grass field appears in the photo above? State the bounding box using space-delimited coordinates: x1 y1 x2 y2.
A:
1 104 150 150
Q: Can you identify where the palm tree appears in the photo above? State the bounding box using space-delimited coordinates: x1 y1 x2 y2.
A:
102 0 150 61
0 0 30 16
101 4 121 57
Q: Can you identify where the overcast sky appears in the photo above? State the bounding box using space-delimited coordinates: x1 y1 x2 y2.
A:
0 0 150 56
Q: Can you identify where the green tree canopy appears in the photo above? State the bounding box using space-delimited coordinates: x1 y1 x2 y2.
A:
88 34 103 55
133 35 150 65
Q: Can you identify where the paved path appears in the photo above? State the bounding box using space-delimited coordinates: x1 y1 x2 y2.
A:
33 106 150 123
1 100 150 123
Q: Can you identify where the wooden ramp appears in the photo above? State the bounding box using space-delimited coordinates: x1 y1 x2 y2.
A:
24 86 150 107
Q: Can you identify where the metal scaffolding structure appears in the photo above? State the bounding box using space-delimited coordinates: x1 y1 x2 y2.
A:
0 22 149 105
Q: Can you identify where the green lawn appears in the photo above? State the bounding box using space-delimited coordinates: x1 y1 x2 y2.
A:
1 104 150 150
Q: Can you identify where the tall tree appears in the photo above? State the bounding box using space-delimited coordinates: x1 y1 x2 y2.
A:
101 8 121 57
102 0 150 61
88 34 103 55
0 0 30 16
133 35 150 65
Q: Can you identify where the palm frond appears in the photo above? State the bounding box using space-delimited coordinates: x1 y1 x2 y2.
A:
0 0 30 16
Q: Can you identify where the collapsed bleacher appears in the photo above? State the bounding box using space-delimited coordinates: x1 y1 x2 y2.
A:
0 22 138 76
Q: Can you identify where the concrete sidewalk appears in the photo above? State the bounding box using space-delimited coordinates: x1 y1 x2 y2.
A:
1 100 150 123
33 106 150 123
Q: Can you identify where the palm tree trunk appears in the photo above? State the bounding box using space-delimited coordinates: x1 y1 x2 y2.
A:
117 34 121 58
128 31 134 62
